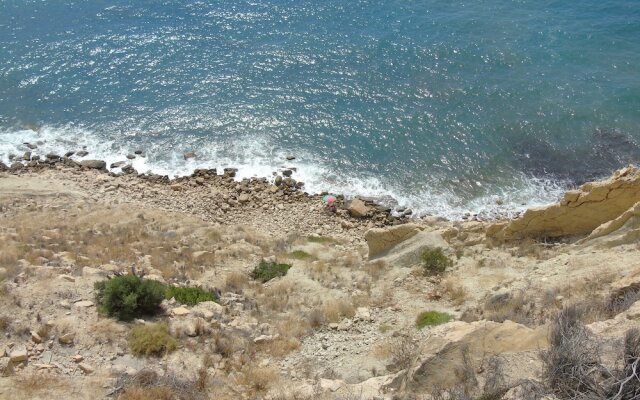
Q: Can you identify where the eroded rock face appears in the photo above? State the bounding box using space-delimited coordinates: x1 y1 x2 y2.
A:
487 166 640 241
578 201 640 247
388 320 547 393
365 223 422 258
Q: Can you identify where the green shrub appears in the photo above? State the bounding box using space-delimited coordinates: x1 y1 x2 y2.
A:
421 248 453 276
94 275 166 321
129 323 177 357
251 261 292 283
287 250 316 261
165 286 217 306
416 310 453 329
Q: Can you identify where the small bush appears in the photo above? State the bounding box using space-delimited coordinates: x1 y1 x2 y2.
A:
421 248 453 276
416 310 453 329
251 261 291 283
95 275 166 321
287 250 316 261
129 323 177 357
165 286 217 306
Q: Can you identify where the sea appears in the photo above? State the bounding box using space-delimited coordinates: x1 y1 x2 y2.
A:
1 0 639 219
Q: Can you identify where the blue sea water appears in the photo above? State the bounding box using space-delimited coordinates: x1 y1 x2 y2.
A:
1 0 639 218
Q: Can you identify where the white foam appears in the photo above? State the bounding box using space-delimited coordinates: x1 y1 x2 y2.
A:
0 124 565 220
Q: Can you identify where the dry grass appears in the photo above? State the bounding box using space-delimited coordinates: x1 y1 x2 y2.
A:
0 205 243 284
90 319 128 345
13 374 69 397
442 276 468 306
118 386 177 400
363 260 388 281
323 298 356 323
237 364 279 395
224 271 249 293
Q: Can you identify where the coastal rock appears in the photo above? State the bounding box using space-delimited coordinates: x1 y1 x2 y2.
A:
375 229 449 268
110 161 127 169
578 201 640 247
365 224 422 258
25 143 38 150
347 198 370 218
46 153 61 160
0 161 7 171
387 320 546 392
65 151 75 157
487 166 640 241
183 151 196 160
80 160 107 170
76 150 89 157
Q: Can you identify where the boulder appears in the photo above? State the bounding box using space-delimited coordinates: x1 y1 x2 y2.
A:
387 321 547 393
365 224 422 258
172 307 190 316
347 198 370 218
76 150 89 157
78 362 94 374
183 152 196 160
0 161 7 171
79 160 106 170
487 166 640 241
9 349 28 363
58 332 75 344
578 201 640 247
376 230 449 268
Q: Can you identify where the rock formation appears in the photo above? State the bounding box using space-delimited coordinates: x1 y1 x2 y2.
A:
487 166 640 241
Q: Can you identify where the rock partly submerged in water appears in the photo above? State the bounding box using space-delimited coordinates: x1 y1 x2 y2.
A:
487 165 640 241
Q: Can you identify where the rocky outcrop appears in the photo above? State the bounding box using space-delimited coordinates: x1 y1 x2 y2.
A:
487 166 640 241
377 230 449 268
578 201 640 247
365 224 422 258
79 160 107 170
388 320 547 393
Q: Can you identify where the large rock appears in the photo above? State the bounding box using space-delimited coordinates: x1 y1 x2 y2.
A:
79 160 107 170
388 320 547 393
365 224 422 258
347 198 370 218
375 229 449 268
578 201 640 247
487 166 640 241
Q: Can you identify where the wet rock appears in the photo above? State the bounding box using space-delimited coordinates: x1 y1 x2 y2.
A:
134 150 143 155
110 161 127 169
22 151 31 161
46 153 61 161
286 155 296 160
10 162 24 171
25 143 38 150
126 154 136 160
0 161 7 171
223 168 238 178
65 151 75 157
79 160 106 170
184 151 196 160
275 176 283 186
76 150 89 157
283 169 293 177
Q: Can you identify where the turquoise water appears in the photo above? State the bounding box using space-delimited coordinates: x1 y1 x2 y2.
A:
1 1 639 218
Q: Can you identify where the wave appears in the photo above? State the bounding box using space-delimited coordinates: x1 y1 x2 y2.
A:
0 124 567 220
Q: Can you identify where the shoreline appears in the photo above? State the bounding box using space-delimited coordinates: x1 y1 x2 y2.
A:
0 144 528 225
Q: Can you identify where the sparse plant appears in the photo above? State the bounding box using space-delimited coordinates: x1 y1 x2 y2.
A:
165 286 217 306
287 250 316 261
541 305 605 399
421 248 453 276
416 310 453 329
129 323 177 357
95 274 166 321
307 236 336 244
251 261 292 283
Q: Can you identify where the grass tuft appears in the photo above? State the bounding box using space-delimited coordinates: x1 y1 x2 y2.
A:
415 310 453 329
251 261 292 283
129 323 177 357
